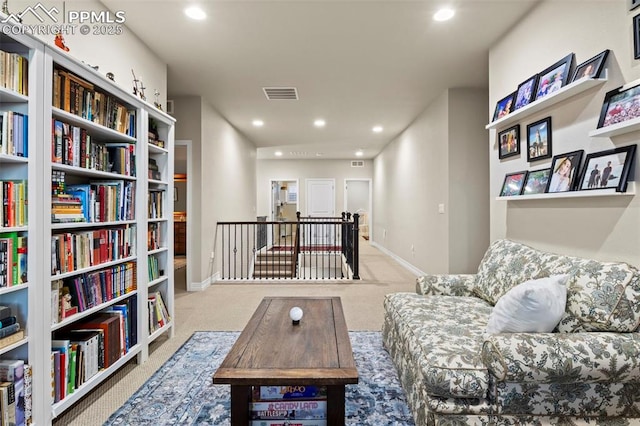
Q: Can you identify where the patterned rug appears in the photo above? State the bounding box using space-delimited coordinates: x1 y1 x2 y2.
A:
104 331 415 425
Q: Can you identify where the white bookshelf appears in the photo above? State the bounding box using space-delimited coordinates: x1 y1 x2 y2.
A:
486 76 607 130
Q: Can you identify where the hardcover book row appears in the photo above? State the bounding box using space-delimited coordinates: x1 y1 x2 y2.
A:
0 232 27 287
0 111 28 157
1 180 27 228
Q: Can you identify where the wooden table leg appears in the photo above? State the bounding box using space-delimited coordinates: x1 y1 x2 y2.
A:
230 385 251 426
327 385 346 426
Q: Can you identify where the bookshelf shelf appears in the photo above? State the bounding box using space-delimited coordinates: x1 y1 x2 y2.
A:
51 163 137 181
0 86 28 103
496 182 636 200
148 247 169 255
0 226 28 233
50 291 138 332
148 276 169 287
0 336 28 356
51 219 137 230
0 154 28 164
148 178 168 186
51 107 137 143
148 217 168 223
50 343 142 418
148 144 168 154
486 77 607 130
0 283 28 296
148 321 173 344
51 256 137 280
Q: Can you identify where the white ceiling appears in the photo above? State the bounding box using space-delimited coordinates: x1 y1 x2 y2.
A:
103 0 539 160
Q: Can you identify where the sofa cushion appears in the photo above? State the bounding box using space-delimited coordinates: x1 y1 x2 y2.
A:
474 239 567 306
383 292 492 399
475 239 640 333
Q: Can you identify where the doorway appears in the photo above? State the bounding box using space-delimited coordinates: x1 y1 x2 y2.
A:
174 140 192 292
344 178 372 240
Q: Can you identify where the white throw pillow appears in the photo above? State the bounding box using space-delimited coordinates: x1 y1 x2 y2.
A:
486 275 569 334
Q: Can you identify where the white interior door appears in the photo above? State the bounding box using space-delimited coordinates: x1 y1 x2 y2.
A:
305 179 335 245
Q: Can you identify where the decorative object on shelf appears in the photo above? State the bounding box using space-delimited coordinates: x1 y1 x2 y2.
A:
597 80 640 128
571 49 610 82
546 150 584 193
154 90 162 110
514 74 538 110
1 0 21 22
500 171 527 197
498 124 520 159
106 72 115 81
54 33 70 52
523 168 551 195
131 69 146 101
534 53 575 100
492 91 515 122
578 145 637 192
289 306 303 325
526 116 552 162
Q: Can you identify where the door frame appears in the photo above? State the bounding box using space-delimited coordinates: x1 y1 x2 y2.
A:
269 178 300 220
344 178 373 240
175 139 193 291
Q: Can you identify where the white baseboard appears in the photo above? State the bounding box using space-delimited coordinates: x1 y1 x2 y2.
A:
369 242 426 277
188 272 218 291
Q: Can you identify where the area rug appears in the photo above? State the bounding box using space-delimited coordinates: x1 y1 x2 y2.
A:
104 331 414 425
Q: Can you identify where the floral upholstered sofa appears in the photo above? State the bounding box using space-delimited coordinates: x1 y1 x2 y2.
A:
382 239 640 426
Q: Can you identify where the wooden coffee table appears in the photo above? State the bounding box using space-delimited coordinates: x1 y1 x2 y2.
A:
213 296 359 425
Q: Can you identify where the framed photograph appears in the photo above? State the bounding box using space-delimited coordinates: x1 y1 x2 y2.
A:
498 124 520 159
492 92 516 122
546 150 584 193
514 74 538 110
578 145 637 192
500 171 527 197
522 168 551 195
571 49 610 82
633 0 640 12
597 81 640 128
526 117 552 162
635 14 640 59
534 53 575 100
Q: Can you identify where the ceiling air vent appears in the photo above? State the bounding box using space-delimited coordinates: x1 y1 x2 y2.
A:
263 87 299 100
351 160 364 167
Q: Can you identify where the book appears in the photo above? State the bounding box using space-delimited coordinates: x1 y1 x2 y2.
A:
255 386 326 401
0 381 16 426
0 330 24 350
0 323 20 339
249 421 326 426
250 401 327 420
22 365 30 426
0 359 25 426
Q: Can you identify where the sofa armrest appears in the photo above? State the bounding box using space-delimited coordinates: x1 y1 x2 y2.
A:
416 274 477 296
482 332 640 384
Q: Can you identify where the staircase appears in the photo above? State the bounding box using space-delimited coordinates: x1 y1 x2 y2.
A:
253 247 297 279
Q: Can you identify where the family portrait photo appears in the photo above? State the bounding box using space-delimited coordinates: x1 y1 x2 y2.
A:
546 150 584 193
523 168 551 195
571 49 609 82
579 145 637 192
598 83 640 128
498 125 520 159
527 117 552 161
535 53 574 100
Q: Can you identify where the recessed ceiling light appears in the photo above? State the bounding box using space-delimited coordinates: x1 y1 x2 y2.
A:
433 7 455 22
355 150 364 157
314 119 326 127
274 151 283 157
372 125 383 133
185 6 207 20
252 119 264 127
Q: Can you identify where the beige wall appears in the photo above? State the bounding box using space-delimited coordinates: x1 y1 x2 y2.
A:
372 88 489 274
256 159 373 218
489 1 640 266
173 96 257 285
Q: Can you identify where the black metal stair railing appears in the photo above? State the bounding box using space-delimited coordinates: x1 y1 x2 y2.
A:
215 212 360 280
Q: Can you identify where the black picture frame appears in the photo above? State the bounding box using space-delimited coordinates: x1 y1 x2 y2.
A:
546 150 584 193
578 145 637 192
632 0 640 11
522 168 551 195
571 49 610 82
492 92 516 122
514 74 538 110
498 124 520 159
526 117 552 162
534 53 575 100
597 81 640 128
634 14 640 60
500 171 527 197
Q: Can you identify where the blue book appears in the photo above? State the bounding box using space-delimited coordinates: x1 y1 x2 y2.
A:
65 184 92 222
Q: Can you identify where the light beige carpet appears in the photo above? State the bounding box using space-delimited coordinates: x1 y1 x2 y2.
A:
53 240 417 425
